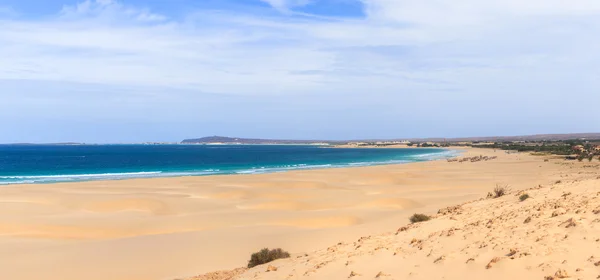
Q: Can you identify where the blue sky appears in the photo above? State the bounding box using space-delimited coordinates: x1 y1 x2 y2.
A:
1 0 600 143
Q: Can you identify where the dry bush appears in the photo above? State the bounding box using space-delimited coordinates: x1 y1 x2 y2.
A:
410 213 431 223
493 184 509 198
247 248 290 268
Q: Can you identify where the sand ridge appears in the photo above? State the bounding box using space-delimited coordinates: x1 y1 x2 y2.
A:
197 165 600 280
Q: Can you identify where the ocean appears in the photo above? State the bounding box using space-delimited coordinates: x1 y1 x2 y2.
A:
0 145 458 185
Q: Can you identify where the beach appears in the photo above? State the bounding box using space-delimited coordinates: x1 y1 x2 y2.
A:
0 148 588 280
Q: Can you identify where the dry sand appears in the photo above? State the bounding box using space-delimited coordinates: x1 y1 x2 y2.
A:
0 148 593 280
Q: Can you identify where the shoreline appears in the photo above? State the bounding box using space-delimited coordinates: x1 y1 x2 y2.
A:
0 147 571 280
0 147 461 186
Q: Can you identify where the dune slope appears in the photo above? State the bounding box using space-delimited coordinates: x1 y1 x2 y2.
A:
192 163 600 280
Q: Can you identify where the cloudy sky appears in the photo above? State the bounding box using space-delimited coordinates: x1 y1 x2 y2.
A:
1 0 599 143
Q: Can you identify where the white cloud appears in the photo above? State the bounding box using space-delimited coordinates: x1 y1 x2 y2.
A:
2 0 600 141
260 0 313 12
0 0 600 102
363 0 600 26
59 0 166 22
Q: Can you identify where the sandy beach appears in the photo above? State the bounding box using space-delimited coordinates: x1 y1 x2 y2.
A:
0 148 593 280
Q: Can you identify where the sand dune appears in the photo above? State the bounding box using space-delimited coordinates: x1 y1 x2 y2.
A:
357 198 423 210
194 162 600 280
82 198 173 214
270 215 362 229
0 148 587 280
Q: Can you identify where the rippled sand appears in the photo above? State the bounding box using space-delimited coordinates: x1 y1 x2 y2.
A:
0 148 571 280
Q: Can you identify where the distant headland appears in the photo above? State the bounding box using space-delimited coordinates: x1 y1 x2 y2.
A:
181 133 600 145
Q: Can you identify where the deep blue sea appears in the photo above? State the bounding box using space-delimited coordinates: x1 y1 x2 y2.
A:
0 145 458 185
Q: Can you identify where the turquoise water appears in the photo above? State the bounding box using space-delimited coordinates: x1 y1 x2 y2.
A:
0 145 458 185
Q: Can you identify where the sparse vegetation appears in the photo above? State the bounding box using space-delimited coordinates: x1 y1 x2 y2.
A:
473 141 576 155
519 193 530 201
247 248 290 268
472 140 600 157
493 184 509 198
409 213 431 223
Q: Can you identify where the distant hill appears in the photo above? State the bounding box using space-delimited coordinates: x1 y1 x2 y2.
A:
404 133 600 143
182 133 600 145
180 136 342 145
0 142 84 146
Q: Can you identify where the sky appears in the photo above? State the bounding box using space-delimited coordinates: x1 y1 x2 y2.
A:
1 0 599 143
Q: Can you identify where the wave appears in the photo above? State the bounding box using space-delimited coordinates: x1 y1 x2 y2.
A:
0 149 461 185
406 149 461 160
0 171 163 179
0 171 215 185
234 164 333 174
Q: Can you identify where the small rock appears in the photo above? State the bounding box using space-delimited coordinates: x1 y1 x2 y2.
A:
349 271 360 278
552 209 566 217
524 217 532 223
554 269 569 278
266 265 278 272
559 218 577 228
434 255 445 264
396 226 409 234
375 271 390 278
486 257 501 269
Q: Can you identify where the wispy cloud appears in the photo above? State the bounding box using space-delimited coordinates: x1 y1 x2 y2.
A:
1 0 599 141
59 0 167 22
0 5 17 17
260 0 314 12
0 0 597 96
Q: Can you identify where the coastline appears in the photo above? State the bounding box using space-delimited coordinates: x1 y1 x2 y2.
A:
331 144 443 149
0 148 573 280
0 146 459 185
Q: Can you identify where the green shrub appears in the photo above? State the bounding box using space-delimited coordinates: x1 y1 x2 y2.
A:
519 193 530 201
409 213 431 223
247 248 290 268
